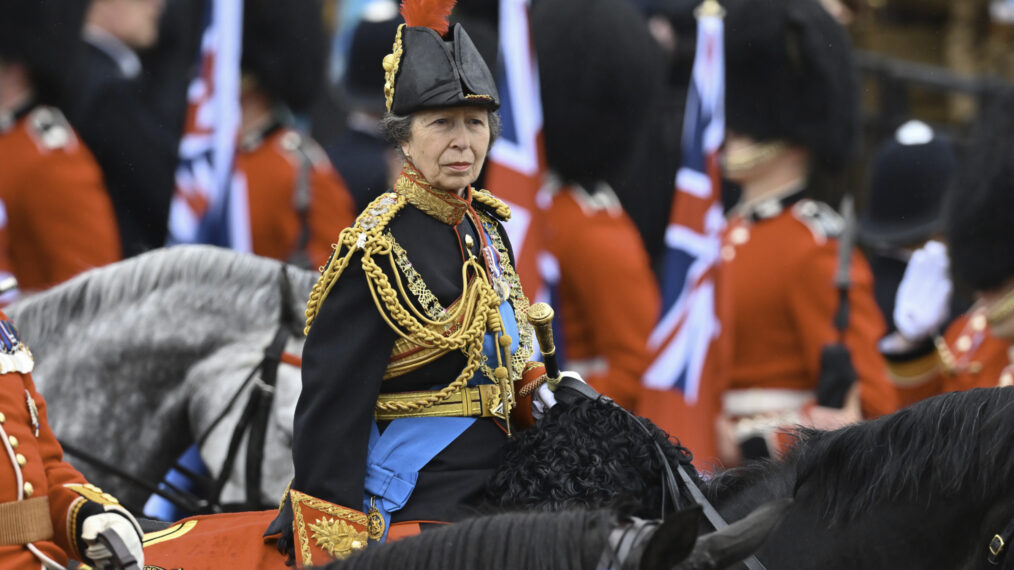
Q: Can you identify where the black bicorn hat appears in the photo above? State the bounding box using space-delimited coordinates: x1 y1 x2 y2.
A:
947 96 1014 293
724 0 858 172
383 0 499 115
533 0 664 185
0 0 90 103
859 121 957 248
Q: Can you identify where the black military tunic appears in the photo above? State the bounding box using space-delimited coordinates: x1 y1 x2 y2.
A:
291 165 532 525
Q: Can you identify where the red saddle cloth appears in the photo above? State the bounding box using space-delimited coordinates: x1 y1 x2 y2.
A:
142 510 286 570
141 510 427 569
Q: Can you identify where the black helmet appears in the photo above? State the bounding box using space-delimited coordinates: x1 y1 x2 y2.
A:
724 0 858 172
860 121 957 248
383 0 499 115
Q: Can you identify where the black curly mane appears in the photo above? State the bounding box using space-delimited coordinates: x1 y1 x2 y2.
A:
788 387 1014 523
485 397 697 518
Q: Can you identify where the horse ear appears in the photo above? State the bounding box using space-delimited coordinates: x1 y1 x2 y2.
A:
638 505 702 569
677 498 793 569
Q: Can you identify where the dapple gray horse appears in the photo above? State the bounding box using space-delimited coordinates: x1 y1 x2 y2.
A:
8 245 312 511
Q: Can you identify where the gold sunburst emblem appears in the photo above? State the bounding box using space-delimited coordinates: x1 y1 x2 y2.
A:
309 517 368 559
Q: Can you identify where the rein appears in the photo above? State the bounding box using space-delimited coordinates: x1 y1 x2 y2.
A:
554 376 767 570
988 516 1014 566
60 265 299 515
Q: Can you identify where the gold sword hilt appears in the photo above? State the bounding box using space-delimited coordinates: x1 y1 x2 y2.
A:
527 302 562 390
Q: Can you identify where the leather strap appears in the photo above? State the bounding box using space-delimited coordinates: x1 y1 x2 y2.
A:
374 384 503 420
0 497 53 545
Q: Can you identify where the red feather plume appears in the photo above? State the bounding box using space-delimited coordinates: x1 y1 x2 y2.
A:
400 0 457 37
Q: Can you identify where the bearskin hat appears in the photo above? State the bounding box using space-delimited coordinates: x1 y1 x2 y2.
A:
532 0 664 186
344 2 404 114
242 0 328 112
0 0 91 103
947 95 1014 293
724 0 859 172
384 0 499 115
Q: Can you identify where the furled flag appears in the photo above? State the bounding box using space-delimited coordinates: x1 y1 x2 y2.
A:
485 0 547 300
167 0 244 250
638 0 729 467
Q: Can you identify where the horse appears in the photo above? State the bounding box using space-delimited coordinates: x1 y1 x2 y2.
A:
489 386 1014 569
324 500 792 570
7 245 314 512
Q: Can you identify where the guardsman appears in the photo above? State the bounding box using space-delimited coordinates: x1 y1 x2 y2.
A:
531 0 664 410
715 0 898 465
0 311 144 568
235 0 356 270
890 97 1014 405
0 0 121 294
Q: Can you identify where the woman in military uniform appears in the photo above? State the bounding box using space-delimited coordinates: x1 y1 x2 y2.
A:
266 1 548 566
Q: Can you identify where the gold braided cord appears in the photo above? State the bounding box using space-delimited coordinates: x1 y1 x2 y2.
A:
365 254 502 413
472 190 512 221
304 192 409 334
382 25 405 113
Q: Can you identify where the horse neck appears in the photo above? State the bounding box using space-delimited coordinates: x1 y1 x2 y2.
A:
704 459 796 524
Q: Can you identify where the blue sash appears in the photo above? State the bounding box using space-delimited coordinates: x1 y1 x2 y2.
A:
363 223 519 541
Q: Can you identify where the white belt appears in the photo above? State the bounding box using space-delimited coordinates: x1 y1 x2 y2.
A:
723 389 814 417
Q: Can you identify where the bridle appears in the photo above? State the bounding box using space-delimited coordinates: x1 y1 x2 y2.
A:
554 376 768 570
61 265 299 515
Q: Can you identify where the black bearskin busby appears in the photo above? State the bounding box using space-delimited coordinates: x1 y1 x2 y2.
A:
242 0 328 112
383 0 499 115
532 0 664 187
344 2 404 114
0 0 91 104
947 94 1014 293
860 121 956 248
724 0 858 172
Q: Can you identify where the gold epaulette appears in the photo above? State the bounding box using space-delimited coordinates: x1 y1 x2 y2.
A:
472 190 511 221
304 192 407 334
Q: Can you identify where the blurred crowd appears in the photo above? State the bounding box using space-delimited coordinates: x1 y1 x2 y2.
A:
2 0 1014 471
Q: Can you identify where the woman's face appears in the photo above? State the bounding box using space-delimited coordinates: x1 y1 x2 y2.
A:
401 107 491 194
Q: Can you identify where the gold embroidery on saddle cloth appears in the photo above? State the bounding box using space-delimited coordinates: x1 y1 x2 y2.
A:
308 517 368 559
291 490 370 565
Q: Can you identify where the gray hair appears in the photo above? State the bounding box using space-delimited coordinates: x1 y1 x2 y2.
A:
381 109 502 156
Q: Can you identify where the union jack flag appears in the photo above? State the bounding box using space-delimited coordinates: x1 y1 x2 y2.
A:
167 0 244 250
485 0 547 300
639 4 727 462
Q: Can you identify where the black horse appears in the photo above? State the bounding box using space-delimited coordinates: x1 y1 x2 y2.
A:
326 500 792 570
487 387 1014 569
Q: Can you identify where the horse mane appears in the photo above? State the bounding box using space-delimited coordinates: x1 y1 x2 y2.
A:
329 509 612 570
485 397 698 518
791 387 1014 523
7 245 318 340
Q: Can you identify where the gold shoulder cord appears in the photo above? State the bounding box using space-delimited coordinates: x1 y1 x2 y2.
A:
304 192 511 416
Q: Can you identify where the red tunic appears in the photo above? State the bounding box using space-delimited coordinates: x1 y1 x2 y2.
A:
0 310 117 567
235 126 356 270
893 309 1011 406
0 106 121 292
541 185 659 410
722 198 899 419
